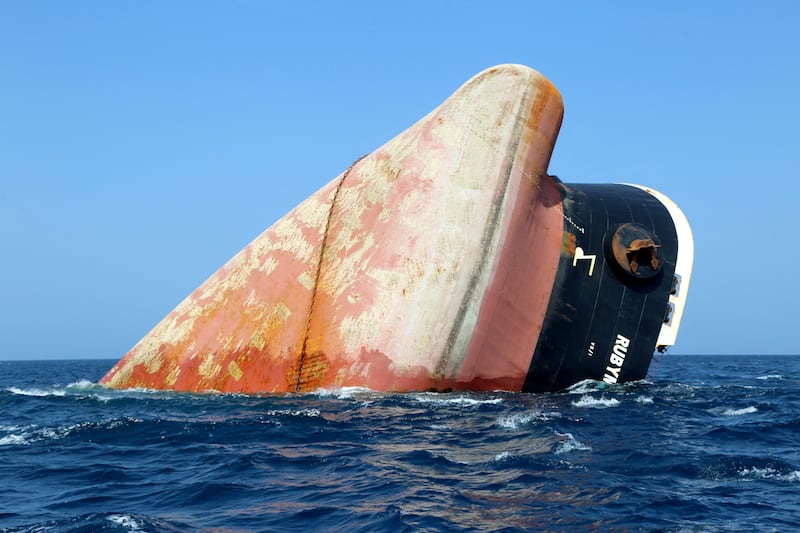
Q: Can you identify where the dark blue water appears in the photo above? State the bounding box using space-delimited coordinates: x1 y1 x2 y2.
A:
1 355 798 532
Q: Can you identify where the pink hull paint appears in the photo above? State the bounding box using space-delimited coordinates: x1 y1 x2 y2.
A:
100 64 565 393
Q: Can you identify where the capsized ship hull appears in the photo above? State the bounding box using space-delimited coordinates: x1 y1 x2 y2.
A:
100 64 693 394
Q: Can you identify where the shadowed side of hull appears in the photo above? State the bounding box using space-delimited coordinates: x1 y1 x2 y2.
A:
100 64 566 393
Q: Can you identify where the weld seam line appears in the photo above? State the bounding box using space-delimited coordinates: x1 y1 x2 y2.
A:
295 155 366 392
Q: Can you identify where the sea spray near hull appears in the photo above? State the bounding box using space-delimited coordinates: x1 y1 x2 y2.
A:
100 64 693 394
7 357 800 531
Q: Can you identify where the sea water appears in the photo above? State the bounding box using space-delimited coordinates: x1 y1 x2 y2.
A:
1 355 798 532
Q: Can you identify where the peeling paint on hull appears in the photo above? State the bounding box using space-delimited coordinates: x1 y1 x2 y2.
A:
100 64 693 394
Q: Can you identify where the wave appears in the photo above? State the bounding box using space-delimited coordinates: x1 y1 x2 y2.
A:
411 393 503 407
3 356 800 532
312 386 376 399
0 417 144 447
723 406 758 416
739 467 800 483
0 426 28 446
0 424 67 446
3 380 258 404
264 408 321 418
702 457 800 485
4 379 117 402
564 379 607 394
565 378 652 395
6 386 66 397
2 512 196 533
571 395 620 408
8 379 99 394
497 410 561 430
554 432 591 454
106 514 145 532
493 450 513 462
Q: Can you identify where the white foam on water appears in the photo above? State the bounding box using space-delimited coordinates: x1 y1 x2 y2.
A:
0 433 29 446
0 418 146 447
497 410 560 430
635 395 654 404
411 394 503 407
265 408 321 418
6 379 103 398
723 406 758 416
784 471 800 482
105 417 144 429
756 374 783 380
571 395 620 408
739 467 800 482
554 432 591 454
565 379 606 395
6 386 66 397
67 379 97 389
493 451 512 462
312 386 374 399
0 424 66 446
1 425 32 446
107 514 144 531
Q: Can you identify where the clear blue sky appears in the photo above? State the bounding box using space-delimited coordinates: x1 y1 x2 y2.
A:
2 2 798 359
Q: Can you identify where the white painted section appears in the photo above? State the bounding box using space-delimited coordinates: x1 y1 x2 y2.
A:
627 185 694 348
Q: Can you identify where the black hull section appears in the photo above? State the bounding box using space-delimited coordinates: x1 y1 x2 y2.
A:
524 182 680 392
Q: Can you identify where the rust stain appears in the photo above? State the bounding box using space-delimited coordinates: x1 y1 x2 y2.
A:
562 232 577 255
295 350 332 392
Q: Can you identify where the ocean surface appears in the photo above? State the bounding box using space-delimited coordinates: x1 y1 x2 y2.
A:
0 355 798 532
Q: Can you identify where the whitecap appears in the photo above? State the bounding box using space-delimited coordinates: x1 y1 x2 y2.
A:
497 410 559 430
571 395 620 408
756 374 783 380
312 386 374 399
493 451 512 462
554 432 591 454
105 417 144 429
0 433 28 446
565 379 606 394
635 395 654 404
66 379 98 389
723 406 758 416
411 394 503 407
784 471 800 482
265 408 321 418
0 424 68 446
7 380 104 397
107 514 144 531
739 467 800 482
6 386 65 397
